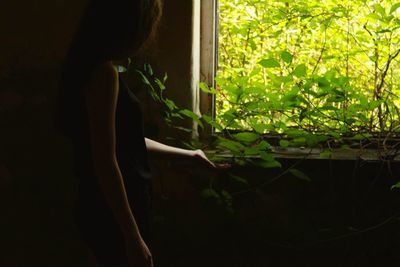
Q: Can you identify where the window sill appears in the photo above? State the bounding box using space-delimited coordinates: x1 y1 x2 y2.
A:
211 147 400 162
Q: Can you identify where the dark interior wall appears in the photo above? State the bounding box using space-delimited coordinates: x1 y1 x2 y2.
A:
0 0 196 266
1 1 89 266
0 0 85 70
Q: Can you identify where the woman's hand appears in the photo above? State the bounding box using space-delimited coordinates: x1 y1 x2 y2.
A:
126 237 153 267
192 149 231 170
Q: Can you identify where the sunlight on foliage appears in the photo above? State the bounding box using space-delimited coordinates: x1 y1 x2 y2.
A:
217 0 400 140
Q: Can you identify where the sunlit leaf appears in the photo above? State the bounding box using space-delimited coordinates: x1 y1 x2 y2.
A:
390 3 400 13
373 4 386 16
293 64 307 77
258 58 281 68
281 51 293 64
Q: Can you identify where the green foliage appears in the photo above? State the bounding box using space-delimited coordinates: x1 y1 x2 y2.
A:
136 64 297 178
138 0 400 207
218 0 400 147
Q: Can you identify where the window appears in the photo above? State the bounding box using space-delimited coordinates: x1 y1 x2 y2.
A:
210 0 400 152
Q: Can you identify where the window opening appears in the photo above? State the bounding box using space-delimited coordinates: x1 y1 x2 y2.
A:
215 0 400 150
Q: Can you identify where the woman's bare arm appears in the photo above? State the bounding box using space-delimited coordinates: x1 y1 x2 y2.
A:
85 62 142 239
85 61 153 266
145 138 230 169
145 138 197 158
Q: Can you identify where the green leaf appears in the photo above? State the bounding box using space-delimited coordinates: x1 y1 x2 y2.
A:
259 151 274 162
164 98 177 111
155 78 166 91
286 129 306 138
251 122 270 134
293 64 307 77
170 112 184 119
244 147 259 155
202 115 223 131
391 182 400 190
390 3 400 13
257 140 271 150
369 100 382 110
217 138 244 152
292 137 306 146
136 70 151 85
289 169 311 182
199 82 217 94
320 150 332 158
232 132 260 143
163 72 168 83
351 134 369 140
144 63 153 76
258 58 281 68
279 140 290 148
367 12 381 21
257 160 282 168
373 4 386 16
179 109 204 128
281 51 293 64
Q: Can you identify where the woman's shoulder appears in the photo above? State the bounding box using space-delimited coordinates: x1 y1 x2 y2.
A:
85 61 119 96
91 61 118 84
97 61 118 74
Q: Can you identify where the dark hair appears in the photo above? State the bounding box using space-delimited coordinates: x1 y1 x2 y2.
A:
64 0 162 71
57 0 162 135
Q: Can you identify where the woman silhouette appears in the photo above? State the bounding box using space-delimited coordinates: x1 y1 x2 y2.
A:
58 0 224 266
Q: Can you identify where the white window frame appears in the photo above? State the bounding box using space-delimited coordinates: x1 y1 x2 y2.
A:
193 0 218 138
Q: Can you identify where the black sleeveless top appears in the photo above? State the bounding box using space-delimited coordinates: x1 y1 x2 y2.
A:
63 74 152 193
115 77 152 182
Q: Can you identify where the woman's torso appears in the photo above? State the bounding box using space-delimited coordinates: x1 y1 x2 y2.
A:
62 72 152 202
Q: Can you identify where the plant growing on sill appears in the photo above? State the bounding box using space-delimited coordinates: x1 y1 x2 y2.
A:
135 64 314 202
